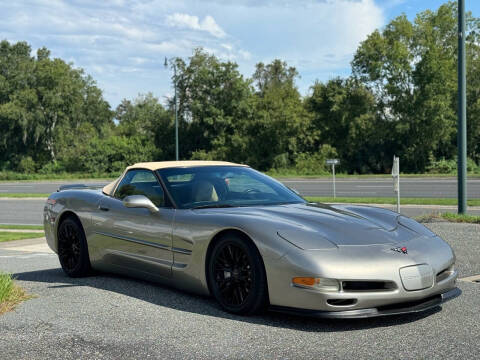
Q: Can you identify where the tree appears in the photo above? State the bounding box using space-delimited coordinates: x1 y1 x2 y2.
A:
0 40 113 170
306 78 380 173
172 49 255 162
115 93 173 160
352 1 480 172
246 60 313 170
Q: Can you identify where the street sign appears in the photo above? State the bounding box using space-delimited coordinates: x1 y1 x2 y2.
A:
326 159 339 198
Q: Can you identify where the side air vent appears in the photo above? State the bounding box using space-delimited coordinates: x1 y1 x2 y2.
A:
327 299 357 306
342 281 397 292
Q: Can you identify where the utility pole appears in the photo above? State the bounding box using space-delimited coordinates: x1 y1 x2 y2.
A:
165 57 179 161
458 0 467 214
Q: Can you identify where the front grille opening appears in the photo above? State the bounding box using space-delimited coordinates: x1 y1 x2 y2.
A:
327 299 357 306
342 281 397 292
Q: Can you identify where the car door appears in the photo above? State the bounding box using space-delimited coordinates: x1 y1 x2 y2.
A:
90 169 175 279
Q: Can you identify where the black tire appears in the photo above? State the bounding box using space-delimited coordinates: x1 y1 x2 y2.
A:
57 217 92 277
207 233 268 315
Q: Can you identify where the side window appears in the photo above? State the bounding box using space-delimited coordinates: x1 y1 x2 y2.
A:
114 170 165 207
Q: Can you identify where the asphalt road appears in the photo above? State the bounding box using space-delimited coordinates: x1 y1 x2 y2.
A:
281 177 480 198
1 177 480 225
1 177 480 198
0 222 479 359
1 198 480 226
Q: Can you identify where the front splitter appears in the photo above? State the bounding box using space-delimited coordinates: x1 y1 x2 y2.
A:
269 287 461 319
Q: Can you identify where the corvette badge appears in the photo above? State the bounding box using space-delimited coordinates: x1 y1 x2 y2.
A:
392 246 408 254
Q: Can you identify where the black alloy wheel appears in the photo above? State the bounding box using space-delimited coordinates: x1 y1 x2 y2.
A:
57 217 91 277
208 233 268 315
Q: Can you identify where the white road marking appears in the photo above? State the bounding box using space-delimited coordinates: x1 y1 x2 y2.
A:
458 275 480 283
7 243 53 253
0 253 54 259
356 186 392 188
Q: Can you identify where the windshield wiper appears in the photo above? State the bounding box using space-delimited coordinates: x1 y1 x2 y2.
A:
192 203 236 209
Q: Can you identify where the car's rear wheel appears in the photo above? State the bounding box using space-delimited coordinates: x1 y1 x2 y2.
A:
208 233 268 315
57 217 91 277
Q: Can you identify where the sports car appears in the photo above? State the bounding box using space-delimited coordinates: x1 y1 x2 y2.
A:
44 161 460 318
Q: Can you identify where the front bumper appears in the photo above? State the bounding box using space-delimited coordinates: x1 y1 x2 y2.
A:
270 287 461 319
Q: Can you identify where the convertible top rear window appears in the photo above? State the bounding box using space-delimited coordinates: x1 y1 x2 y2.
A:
157 166 305 209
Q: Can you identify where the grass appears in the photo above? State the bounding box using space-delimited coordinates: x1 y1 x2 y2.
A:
2 170 480 182
1 193 480 206
416 212 480 224
305 196 480 207
0 193 49 198
0 231 45 243
268 171 480 179
0 224 44 230
0 171 117 182
0 273 32 315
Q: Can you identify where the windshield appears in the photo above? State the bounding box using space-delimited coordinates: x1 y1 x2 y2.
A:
157 166 305 209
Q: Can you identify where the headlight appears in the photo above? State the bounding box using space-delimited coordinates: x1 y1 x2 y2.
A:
398 216 436 237
292 277 340 292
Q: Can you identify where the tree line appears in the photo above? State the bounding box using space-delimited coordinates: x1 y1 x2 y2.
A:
1 1 479 176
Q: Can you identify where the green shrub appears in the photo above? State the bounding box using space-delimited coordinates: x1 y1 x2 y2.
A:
79 135 160 173
272 153 290 169
16 156 36 173
427 157 480 174
269 145 338 176
190 150 217 161
38 161 66 174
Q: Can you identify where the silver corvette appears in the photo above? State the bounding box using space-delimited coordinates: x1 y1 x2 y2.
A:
44 161 460 318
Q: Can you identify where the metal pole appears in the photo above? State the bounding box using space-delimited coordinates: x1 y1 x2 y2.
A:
396 173 400 214
332 164 336 199
174 64 179 161
458 0 467 214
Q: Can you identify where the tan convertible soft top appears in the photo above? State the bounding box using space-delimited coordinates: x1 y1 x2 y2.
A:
102 160 247 196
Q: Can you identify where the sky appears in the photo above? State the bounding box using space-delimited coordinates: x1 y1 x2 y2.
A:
1 0 479 108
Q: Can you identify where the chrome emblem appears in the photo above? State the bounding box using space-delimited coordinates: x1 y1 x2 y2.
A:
392 246 408 254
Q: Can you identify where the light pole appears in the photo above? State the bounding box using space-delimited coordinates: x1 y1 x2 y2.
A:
164 57 179 161
458 0 467 214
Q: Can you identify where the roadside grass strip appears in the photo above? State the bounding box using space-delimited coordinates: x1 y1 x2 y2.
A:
0 273 32 315
0 225 44 230
305 196 480 207
416 212 480 224
0 172 117 181
0 232 45 243
0 193 49 198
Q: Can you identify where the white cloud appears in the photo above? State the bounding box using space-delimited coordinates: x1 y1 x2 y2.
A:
0 0 385 106
166 13 226 38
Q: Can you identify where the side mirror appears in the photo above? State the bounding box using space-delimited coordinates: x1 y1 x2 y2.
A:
123 195 159 213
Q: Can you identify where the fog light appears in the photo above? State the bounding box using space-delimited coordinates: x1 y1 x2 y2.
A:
292 277 340 292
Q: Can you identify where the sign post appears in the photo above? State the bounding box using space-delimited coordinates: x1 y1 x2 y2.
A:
392 155 400 213
326 159 340 199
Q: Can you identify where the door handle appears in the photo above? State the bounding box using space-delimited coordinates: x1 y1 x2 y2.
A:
99 206 110 211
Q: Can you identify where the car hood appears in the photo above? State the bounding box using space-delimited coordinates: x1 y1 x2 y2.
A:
214 202 420 248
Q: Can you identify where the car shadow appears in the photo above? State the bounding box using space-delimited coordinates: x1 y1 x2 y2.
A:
13 267 441 332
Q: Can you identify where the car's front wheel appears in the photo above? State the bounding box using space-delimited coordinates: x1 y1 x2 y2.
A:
208 233 268 315
57 217 91 277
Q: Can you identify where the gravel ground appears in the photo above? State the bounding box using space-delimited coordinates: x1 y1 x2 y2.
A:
0 222 479 359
